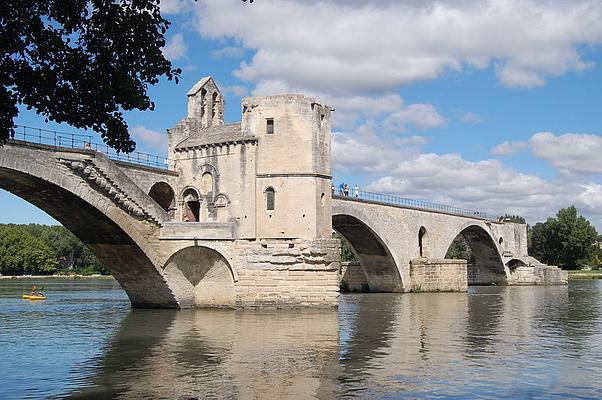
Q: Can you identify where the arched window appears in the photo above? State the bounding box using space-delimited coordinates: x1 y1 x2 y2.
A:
265 187 275 211
200 172 213 194
200 88 207 121
212 92 219 122
418 226 428 257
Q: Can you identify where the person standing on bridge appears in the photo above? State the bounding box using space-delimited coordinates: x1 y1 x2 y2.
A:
338 182 344 196
343 183 349 196
353 184 359 198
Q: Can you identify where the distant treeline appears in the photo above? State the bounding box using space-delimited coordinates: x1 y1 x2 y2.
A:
0 224 106 276
448 207 600 269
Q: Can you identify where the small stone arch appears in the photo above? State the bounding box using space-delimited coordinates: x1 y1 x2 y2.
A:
418 226 428 257
163 246 236 308
198 163 218 193
333 213 402 292
148 182 175 217
213 193 230 221
444 224 506 285
198 163 219 177
182 187 201 222
506 258 528 270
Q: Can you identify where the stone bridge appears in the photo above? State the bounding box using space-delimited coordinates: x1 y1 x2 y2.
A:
0 76 566 309
333 197 565 293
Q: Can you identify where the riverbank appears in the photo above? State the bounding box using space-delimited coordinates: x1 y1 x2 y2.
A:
567 270 602 280
0 274 114 280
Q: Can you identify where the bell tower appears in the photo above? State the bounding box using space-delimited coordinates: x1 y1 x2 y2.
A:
187 76 224 128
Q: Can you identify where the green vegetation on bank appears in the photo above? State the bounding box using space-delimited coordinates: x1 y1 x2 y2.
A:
568 270 602 280
0 224 106 276
529 206 600 270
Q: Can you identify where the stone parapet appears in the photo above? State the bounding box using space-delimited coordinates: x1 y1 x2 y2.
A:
410 258 468 292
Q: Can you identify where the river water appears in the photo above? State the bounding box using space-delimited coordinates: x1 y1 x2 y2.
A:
1 279 601 399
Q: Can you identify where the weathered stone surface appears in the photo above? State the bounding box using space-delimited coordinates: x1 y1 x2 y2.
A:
410 258 468 292
339 262 369 292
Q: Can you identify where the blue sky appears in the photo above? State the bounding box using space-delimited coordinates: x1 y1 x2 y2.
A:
3 0 602 229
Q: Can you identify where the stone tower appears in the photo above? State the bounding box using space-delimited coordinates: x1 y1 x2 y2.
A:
241 94 333 239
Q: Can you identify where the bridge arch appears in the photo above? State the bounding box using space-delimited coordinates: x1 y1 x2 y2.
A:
444 223 507 285
163 245 236 308
0 143 178 307
332 213 402 292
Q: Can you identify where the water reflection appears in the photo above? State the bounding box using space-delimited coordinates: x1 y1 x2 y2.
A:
3 280 600 399
66 309 340 399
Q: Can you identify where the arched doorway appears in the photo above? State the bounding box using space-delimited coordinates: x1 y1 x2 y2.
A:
333 214 402 292
163 246 235 307
445 225 506 285
182 188 200 222
149 182 175 216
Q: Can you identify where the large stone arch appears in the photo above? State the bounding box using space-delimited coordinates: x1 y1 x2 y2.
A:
443 223 507 285
0 142 178 307
332 213 402 292
163 245 236 308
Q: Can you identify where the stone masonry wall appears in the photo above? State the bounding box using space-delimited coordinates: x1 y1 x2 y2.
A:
340 262 369 292
410 258 468 292
232 237 340 307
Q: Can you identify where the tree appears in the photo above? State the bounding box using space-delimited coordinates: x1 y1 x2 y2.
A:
334 233 359 262
529 206 598 269
1 0 180 152
19 224 107 273
445 234 474 263
0 225 58 275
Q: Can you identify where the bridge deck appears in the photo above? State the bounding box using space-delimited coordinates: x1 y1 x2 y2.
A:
10 125 170 171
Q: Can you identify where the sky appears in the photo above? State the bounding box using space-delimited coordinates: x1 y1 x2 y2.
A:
3 0 602 229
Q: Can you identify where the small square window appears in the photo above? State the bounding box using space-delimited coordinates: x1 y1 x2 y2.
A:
266 118 274 135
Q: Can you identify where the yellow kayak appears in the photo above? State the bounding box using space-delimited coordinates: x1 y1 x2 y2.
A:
22 294 47 301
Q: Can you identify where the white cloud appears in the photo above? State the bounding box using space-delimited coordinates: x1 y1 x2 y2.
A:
384 104 447 132
459 111 482 124
223 85 250 97
160 0 191 15
194 0 602 93
130 125 168 151
162 33 188 61
530 132 602 174
364 151 595 224
332 127 426 175
211 46 245 60
490 140 528 156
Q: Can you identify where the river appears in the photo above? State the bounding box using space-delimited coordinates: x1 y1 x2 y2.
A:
1 279 601 399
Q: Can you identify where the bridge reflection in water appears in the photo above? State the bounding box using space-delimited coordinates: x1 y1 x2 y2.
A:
62 283 602 399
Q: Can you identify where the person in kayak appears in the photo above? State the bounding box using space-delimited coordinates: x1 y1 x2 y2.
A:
30 285 44 297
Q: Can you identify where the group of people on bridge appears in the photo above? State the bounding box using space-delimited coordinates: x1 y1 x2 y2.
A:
333 183 359 198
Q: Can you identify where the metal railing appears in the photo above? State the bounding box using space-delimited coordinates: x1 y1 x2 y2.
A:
333 185 497 221
11 125 169 170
